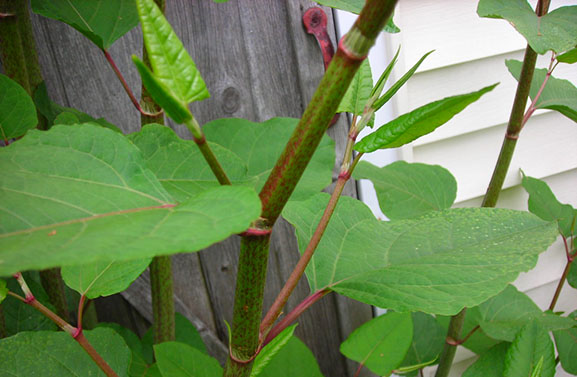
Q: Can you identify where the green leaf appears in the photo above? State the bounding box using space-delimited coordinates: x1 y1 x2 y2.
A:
258 337 324 377
398 312 445 372
568 261 577 289
154 342 222 377
0 74 37 140
341 312 413 376
136 0 209 104
355 84 498 152
468 285 576 342
462 343 509 377
30 0 139 49
97 323 148 377
521 174 577 237
503 321 556 377
353 161 457 220
371 45 400 99
338 60 373 116
313 1 399 33
557 47 577 64
0 124 261 275
531 357 545 377
477 0 577 54
2 276 58 336
373 50 434 111
33 82 122 132
252 324 297 377
0 279 6 304
553 310 577 374
128 124 253 201
61 258 151 299
203 118 335 201
283 194 558 315
0 328 131 376
507 59 577 123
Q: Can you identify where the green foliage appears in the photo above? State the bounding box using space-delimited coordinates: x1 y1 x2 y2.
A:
507 59 577 122
0 124 261 274
398 312 445 373
0 279 6 304
557 47 577 64
521 174 577 237
477 0 577 54
338 60 373 117
30 0 139 49
553 310 577 374
462 343 509 377
353 161 457 219
251 324 297 377
257 337 324 377
340 312 413 376
135 0 209 106
355 84 497 152
61 258 151 299
503 321 556 377
0 74 37 140
128 124 252 201
154 342 222 377
283 194 557 315
203 117 335 202
313 0 400 33
568 261 577 289
0 328 131 376
96 323 149 377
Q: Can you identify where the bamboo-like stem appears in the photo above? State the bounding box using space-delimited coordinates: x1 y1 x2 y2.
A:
39 268 70 322
436 3 550 376
140 0 175 345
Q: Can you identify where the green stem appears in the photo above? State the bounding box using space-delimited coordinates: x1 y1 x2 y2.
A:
224 2 396 376
549 235 574 311
436 3 550 376
140 0 175 345
39 268 70 322
187 120 232 186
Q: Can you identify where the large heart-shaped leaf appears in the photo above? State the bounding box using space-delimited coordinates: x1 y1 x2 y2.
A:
478 0 577 54
398 312 445 373
503 321 556 377
353 161 457 220
0 124 261 275
467 285 576 342
521 174 576 237
61 258 151 299
0 328 131 376
553 311 577 374
338 59 373 117
0 74 37 140
341 312 413 376
30 0 139 49
154 342 222 377
463 343 509 377
507 59 577 123
203 118 335 201
283 194 557 315
129 124 253 201
355 84 497 152
135 0 209 105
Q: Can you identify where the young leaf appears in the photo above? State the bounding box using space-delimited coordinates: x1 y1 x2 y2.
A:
136 0 209 104
30 0 139 49
154 342 222 377
353 161 457 220
355 84 498 152
557 47 577 64
283 194 558 315
0 328 131 376
203 117 335 202
337 59 373 117
477 0 577 54
0 124 261 275
468 285 576 342
372 50 434 111
521 174 577 237
340 312 413 376
553 310 577 374
61 258 151 299
0 279 7 304
503 321 556 377
462 343 509 377
251 324 297 377
371 45 401 99
128 124 253 201
257 337 324 377
507 59 577 122
0 74 37 140
398 312 445 373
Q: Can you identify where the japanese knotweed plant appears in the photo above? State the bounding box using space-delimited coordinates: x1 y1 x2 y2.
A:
0 0 576 376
